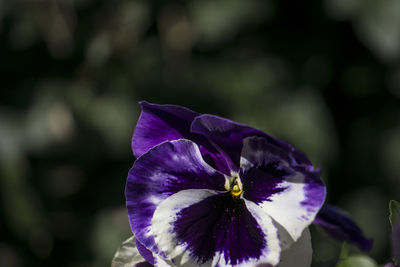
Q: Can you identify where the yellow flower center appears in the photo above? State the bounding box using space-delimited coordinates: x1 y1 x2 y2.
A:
225 173 243 197
231 184 243 197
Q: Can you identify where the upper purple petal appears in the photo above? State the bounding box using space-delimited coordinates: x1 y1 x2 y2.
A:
313 204 373 252
132 102 232 175
125 139 226 255
132 101 200 157
191 114 316 172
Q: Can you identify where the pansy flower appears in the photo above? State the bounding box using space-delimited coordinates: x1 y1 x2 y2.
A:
125 102 327 267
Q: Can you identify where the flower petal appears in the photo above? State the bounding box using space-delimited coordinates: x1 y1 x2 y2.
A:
151 189 281 267
126 139 226 254
240 136 326 241
313 204 373 252
132 101 200 157
277 228 312 267
191 114 315 172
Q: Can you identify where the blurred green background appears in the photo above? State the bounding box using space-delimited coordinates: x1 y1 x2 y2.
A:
0 0 399 266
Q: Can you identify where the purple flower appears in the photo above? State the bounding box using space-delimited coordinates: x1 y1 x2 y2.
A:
126 102 327 266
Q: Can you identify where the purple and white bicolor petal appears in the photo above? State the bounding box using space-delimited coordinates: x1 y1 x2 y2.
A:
126 139 226 254
151 189 281 267
240 136 326 241
313 204 373 252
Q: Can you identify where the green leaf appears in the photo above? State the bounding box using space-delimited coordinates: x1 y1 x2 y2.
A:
112 236 146 267
389 200 400 229
335 255 378 267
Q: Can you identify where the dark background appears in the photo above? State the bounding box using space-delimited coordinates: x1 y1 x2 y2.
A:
1 0 399 266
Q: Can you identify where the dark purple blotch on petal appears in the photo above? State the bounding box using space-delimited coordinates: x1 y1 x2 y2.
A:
174 193 266 265
313 204 373 252
240 165 289 204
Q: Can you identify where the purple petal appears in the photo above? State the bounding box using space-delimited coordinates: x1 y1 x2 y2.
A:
191 114 316 172
313 204 373 252
151 189 281 267
132 101 199 157
132 102 232 175
240 136 326 241
125 139 226 255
